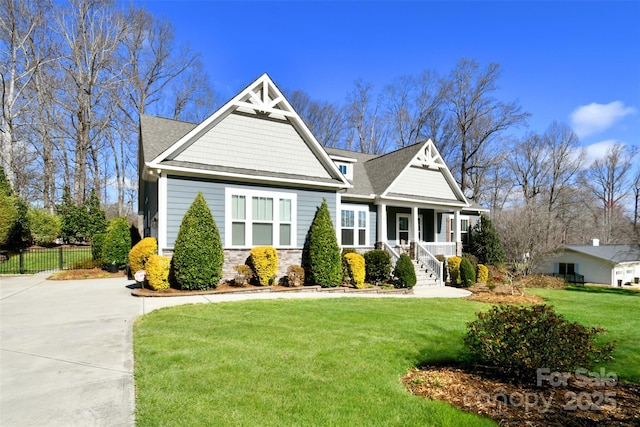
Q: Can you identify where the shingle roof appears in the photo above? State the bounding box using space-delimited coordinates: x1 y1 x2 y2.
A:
564 244 640 264
364 143 424 194
140 114 196 163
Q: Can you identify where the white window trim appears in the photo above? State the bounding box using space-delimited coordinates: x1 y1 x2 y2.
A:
340 204 369 247
225 187 297 248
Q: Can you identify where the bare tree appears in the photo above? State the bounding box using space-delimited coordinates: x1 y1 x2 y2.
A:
445 58 529 200
52 0 125 205
287 89 346 148
345 79 387 154
583 142 638 243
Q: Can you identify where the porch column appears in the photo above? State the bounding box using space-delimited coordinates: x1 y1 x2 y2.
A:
433 211 439 243
453 210 462 256
412 206 419 243
377 203 387 246
157 171 167 256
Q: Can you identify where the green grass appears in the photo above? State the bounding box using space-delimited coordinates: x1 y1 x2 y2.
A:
134 289 639 426
0 247 93 274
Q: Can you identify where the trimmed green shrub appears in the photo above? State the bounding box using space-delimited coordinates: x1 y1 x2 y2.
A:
250 246 279 286
304 199 341 287
145 254 171 290
364 249 391 284
0 191 19 246
476 264 489 283
27 208 61 246
102 217 131 269
447 256 462 285
459 257 476 287
465 304 616 383
393 253 417 288
170 193 223 290
344 252 365 289
92 233 106 261
129 237 157 274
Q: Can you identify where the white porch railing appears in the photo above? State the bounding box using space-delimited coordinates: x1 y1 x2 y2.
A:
416 242 444 287
381 241 400 266
421 242 457 258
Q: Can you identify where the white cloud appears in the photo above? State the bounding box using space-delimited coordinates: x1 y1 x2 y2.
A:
570 101 636 138
584 139 617 165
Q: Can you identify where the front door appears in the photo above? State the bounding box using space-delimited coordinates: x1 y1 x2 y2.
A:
397 215 410 245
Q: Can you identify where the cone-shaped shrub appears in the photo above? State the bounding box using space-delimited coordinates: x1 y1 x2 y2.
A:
170 193 223 290
393 253 417 288
129 237 157 274
460 257 476 287
91 233 106 262
448 256 462 285
476 263 489 283
250 246 278 286
102 217 131 269
305 199 341 287
344 252 365 288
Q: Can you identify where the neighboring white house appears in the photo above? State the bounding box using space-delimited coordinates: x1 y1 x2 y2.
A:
138 73 486 285
535 239 640 287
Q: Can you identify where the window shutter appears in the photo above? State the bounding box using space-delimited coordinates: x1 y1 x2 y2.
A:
446 217 450 242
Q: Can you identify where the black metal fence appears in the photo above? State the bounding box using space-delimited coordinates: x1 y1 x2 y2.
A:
0 246 93 274
552 272 585 285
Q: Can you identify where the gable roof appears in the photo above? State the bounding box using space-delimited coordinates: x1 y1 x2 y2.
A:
141 73 350 189
562 244 640 264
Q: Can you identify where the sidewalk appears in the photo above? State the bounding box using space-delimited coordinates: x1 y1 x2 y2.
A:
0 273 469 427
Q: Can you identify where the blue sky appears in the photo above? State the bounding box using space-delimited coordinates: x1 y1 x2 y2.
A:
140 1 639 159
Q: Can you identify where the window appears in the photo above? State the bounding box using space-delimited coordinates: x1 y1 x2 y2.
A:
335 161 353 179
450 216 471 245
341 205 368 246
338 164 348 174
559 263 575 275
226 189 296 247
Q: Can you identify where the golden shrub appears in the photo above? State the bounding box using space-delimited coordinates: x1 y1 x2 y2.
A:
250 246 279 286
344 252 365 289
477 264 489 283
448 256 462 285
128 237 157 274
145 254 170 290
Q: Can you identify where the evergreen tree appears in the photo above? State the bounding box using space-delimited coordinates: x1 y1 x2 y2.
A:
304 199 341 287
470 214 505 265
86 188 107 237
170 193 223 290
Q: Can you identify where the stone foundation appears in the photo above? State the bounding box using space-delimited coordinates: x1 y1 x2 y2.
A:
223 248 304 283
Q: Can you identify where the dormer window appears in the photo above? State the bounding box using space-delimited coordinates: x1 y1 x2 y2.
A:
335 162 353 180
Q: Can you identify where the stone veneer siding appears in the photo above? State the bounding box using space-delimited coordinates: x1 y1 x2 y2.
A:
224 249 304 283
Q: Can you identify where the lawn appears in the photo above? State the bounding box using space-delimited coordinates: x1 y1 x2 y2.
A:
134 288 639 426
0 247 93 274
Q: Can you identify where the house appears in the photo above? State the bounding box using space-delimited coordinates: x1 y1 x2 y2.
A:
535 239 640 286
138 73 484 286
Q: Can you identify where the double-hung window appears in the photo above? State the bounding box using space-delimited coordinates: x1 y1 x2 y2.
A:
341 205 368 246
227 188 296 247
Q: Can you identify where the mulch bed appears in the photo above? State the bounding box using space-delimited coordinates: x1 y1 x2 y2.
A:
404 366 640 426
464 283 545 305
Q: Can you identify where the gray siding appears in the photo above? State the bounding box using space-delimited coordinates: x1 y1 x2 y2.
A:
143 180 158 235
174 113 332 179
166 175 336 248
388 166 458 201
369 204 377 245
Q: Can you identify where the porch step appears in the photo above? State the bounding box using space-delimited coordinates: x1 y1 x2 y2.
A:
412 260 442 288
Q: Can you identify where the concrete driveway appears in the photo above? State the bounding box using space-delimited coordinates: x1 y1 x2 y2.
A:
1 273 470 426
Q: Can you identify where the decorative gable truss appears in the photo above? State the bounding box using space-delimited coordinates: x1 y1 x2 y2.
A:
147 73 351 189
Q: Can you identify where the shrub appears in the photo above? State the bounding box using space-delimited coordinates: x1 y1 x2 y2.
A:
476 264 489 283
145 255 171 290
27 208 61 246
364 250 391 284
448 256 462 285
465 304 616 383
91 233 106 261
129 237 157 274
341 248 357 281
462 253 478 270
0 191 18 246
393 253 417 288
459 257 476 287
170 193 223 290
344 252 365 289
469 214 505 265
250 246 279 286
232 265 254 286
286 265 305 287
304 199 341 287
102 217 131 269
